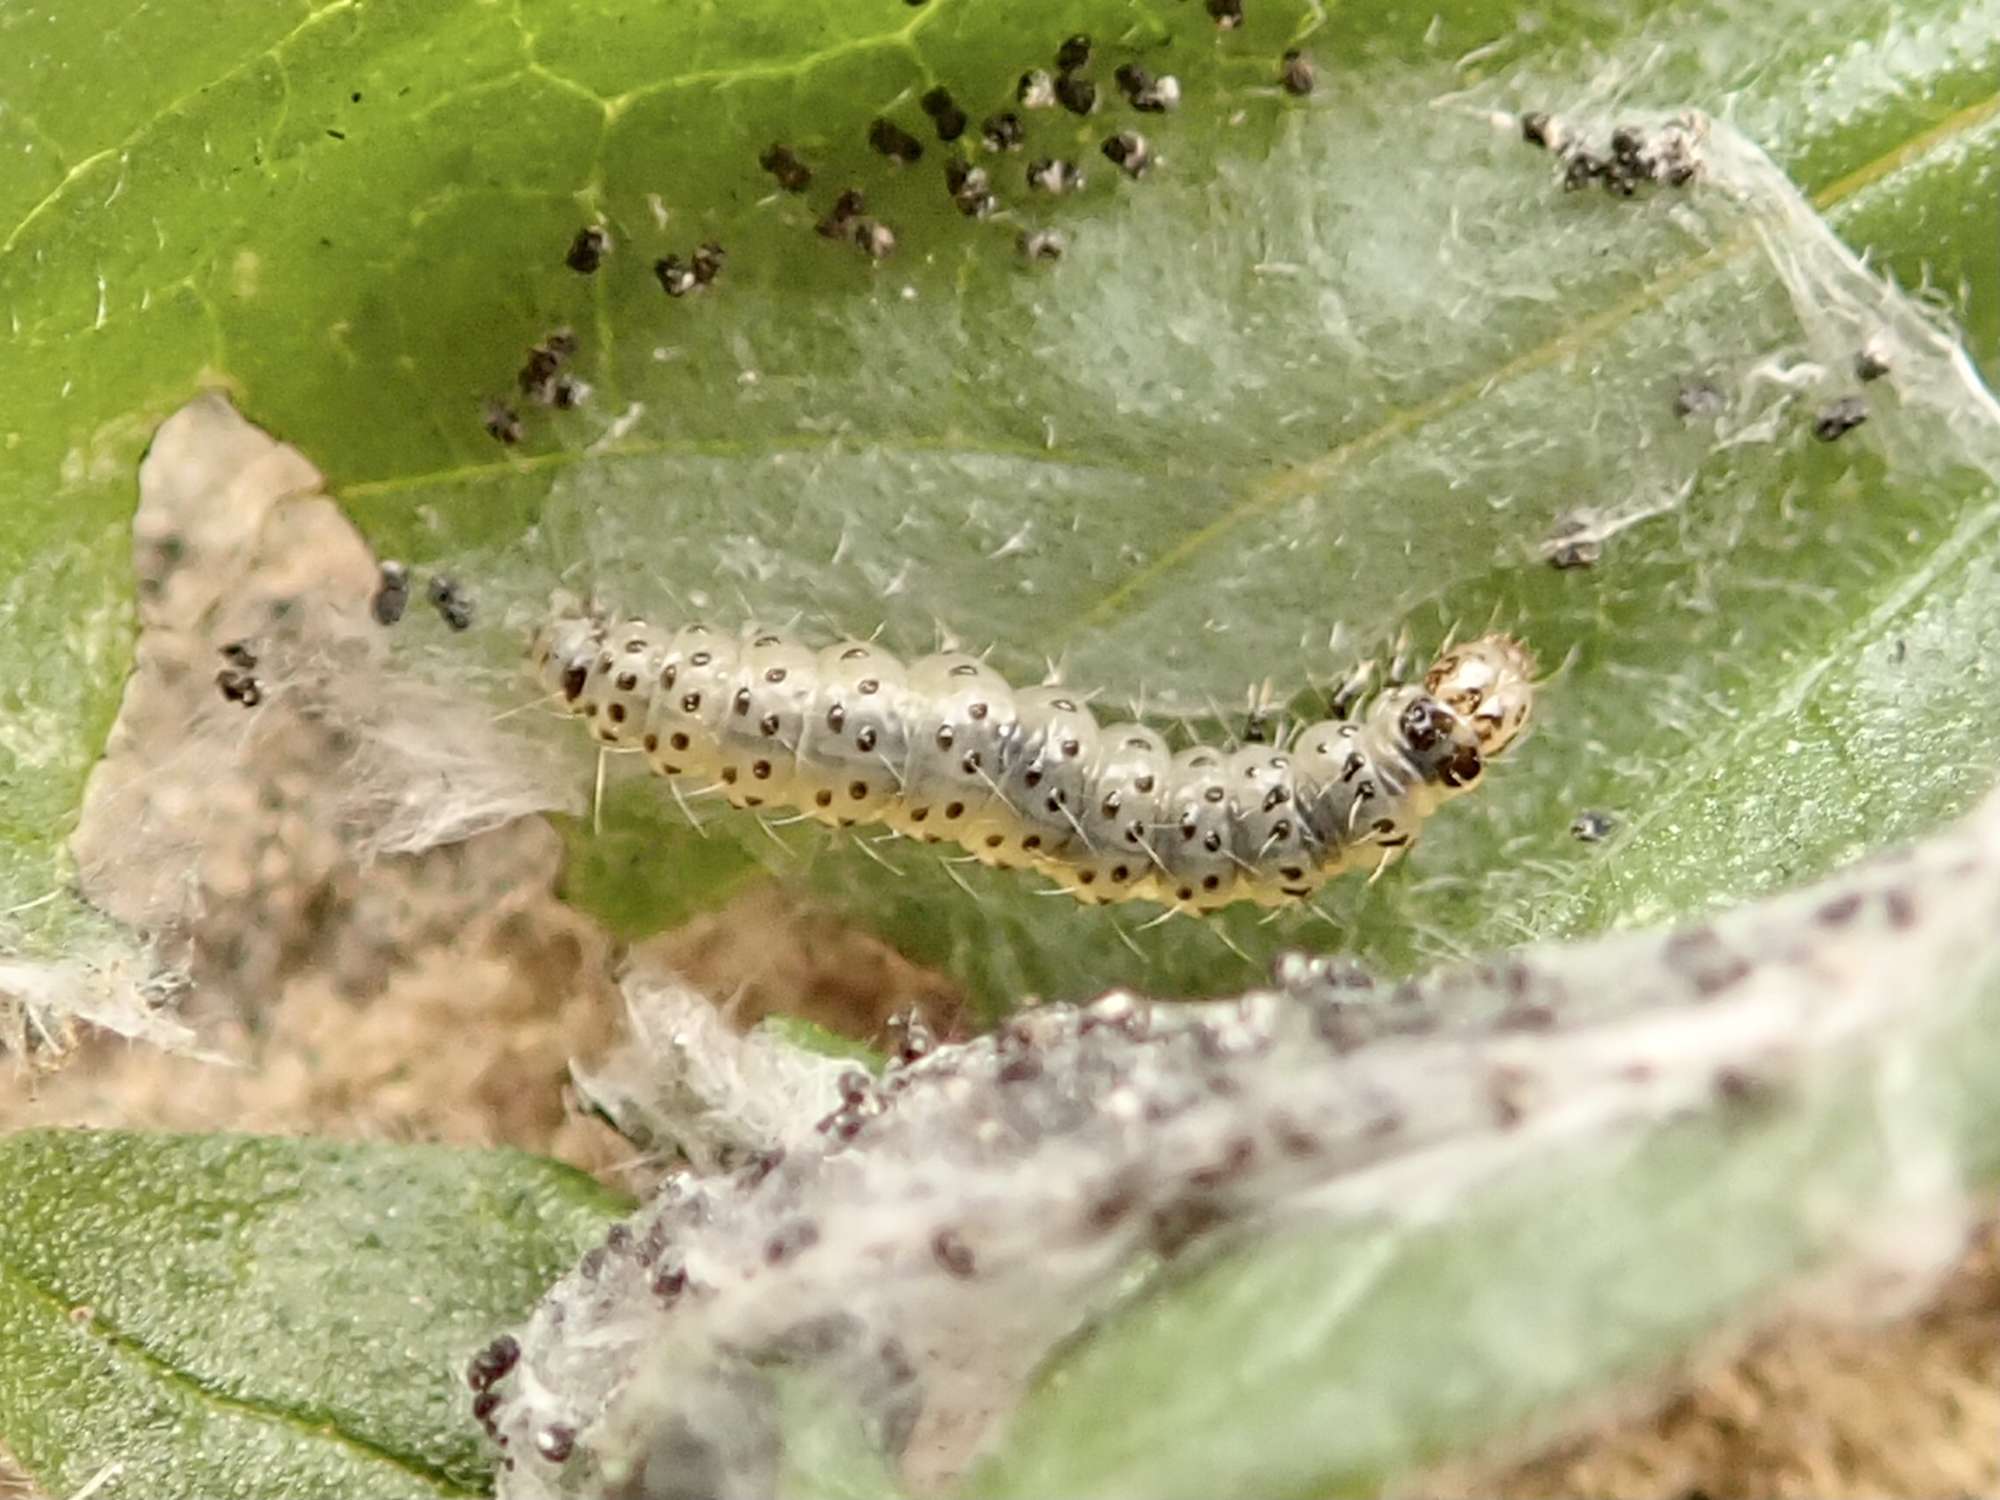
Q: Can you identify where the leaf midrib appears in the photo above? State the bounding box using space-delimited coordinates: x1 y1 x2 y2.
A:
0 1244 480 1497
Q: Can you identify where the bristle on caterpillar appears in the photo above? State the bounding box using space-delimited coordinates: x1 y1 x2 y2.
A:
531 608 1535 914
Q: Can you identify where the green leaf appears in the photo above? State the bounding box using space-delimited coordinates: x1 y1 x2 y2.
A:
3 0 1997 1011
0 1131 626 1499
455 793 2000 1500
963 812 2000 1499
756 1014 888 1071
968 1023 2000 1499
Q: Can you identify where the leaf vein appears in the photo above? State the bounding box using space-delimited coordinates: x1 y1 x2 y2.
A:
0 1246 482 1497
0 0 359 256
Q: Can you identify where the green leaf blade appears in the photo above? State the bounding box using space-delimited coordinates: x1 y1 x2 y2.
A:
0 1132 625 1499
2 0 1997 1012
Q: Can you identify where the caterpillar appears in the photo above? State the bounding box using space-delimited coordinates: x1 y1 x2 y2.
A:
531 609 1535 914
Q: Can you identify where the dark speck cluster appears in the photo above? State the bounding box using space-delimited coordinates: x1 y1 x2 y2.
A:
514 328 587 414
480 10 1304 437
215 641 262 708
1521 112 1701 195
654 240 725 298
815 188 895 259
1812 395 1869 442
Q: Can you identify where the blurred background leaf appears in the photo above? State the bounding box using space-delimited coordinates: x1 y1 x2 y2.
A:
966 844 2000 1499
0 1130 625 1498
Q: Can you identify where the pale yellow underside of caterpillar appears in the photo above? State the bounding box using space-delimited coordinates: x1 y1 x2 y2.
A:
533 610 1535 914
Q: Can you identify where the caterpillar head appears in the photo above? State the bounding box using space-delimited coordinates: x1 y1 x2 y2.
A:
530 604 607 703
1424 635 1537 759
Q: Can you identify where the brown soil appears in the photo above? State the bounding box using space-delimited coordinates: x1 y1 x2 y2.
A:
1442 1219 2000 1499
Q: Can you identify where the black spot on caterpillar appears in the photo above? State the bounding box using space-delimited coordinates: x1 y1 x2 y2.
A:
532 611 1535 914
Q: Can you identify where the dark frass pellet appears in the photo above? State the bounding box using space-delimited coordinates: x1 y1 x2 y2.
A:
1570 810 1615 843
1055 72 1097 116
1102 131 1151 177
1206 0 1244 28
931 1228 977 1279
1812 395 1869 442
1115 64 1179 112
466 1334 520 1392
1055 33 1092 72
1543 516 1600 570
1646 132 1698 188
518 330 576 397
851 217 897 260
535 1426 576 1465
1519 111 1559 149
1280 50 1316 96
215 667 262 707
654 255 696 296
920 86 968 142
1019 228 1065 262
981 112 1025 151
759 143 813 193
1027 157 1085 195
565 225 609 274
1674 381 1725 419
1855 340 1892 382
1563 151 1607 191
548 374 590 409
1140 76 1181 112
946 159 995 218
868 117 924 164
483 400 522 444
691 241 725 286
428 575 475 632
816 188 867 239
372 560 411 626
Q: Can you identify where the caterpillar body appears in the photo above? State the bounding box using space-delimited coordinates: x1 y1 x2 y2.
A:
532 611 1535 914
